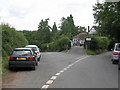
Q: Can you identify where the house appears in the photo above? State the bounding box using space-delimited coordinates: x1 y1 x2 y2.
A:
72 32 88 46
88 26 97 35
72 26 97 46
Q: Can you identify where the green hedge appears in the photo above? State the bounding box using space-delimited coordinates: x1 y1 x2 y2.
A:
1 24 29 75
41 36 71 52
2 24 28 56
85 36 110 51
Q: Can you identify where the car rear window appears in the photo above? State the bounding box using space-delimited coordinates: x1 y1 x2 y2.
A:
116 44 120 51
12 50 32 56
26 47 37 52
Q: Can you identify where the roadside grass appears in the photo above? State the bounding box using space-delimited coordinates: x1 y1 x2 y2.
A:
85 50 96 55
85 49 108 55
2 56 9 75
60 50 69 53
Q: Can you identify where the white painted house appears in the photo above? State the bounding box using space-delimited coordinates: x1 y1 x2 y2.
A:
72 26 97 46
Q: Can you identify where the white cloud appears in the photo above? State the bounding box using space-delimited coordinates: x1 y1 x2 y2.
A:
0 0 99 30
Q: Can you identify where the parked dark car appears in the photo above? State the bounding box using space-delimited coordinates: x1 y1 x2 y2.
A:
118 53 120 70
9 48 38 70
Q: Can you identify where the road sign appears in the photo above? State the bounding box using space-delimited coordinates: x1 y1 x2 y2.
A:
86 38 91 41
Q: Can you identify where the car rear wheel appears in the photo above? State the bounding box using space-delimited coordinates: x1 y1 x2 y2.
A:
32 66 36 70
38 57 40 61
112 60 116 64
36 60 39 66
38 55 41 61
9 66 15 71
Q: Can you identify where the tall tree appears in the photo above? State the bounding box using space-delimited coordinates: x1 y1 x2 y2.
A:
52 22 57 33
60 14 78 39
38 18 52 43
93 2 120 42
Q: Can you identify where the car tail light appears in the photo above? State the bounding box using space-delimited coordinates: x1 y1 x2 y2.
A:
35 51 39 53
9 56 14 60
29 56 35 60
113 52 119 55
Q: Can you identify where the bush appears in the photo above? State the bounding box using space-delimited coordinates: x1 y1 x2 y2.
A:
44 36 71 52
57 36 70 51
85 36 110 51
2 24 28 57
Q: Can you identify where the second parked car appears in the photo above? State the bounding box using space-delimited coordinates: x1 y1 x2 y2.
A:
111 43 120 64
25 45 41 61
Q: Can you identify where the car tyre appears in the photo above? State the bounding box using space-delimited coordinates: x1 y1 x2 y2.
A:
112 60 116 64
38 57 40 61
36 61 39 66
9 66 14 71
32 66 36 70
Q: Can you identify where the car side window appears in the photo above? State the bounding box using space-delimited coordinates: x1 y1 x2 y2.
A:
116 44 120 51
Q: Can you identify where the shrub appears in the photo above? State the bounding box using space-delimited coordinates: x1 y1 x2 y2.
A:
57 36 70 51
2 24 28 56
45 36 71 52
85 36 110 51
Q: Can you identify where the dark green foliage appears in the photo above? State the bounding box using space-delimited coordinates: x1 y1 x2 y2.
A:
57 36 70 51
23 15 86 52
85 36 110 51
38 19 52 43
47 36 70 52
52 22 57 33
60 14 83 39
2 24 28 57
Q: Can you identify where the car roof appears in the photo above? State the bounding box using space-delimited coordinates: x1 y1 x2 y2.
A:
115 43 120 44
25 45 38 48
115 43 120 45
14 48 32 50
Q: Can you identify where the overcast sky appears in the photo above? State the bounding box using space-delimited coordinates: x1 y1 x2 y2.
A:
0 0 105 30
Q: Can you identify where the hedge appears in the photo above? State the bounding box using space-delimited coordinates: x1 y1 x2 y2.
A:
41 36 71 52
2 24 28 57
85 36 110 51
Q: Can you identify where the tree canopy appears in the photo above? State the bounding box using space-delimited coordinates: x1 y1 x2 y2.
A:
93 2 120 42
2 24 28 56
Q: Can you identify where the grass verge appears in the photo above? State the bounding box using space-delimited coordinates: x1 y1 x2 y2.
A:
85 50 97 55
85 49 108 55
2 56 9 75
60 50 69 53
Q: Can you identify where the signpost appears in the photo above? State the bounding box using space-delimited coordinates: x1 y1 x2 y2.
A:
86 38 91 41
85 38 92 49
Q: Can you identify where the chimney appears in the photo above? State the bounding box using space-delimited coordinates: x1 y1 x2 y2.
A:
88 26 90 35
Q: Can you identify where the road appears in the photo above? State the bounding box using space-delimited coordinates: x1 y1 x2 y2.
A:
2 46 118 89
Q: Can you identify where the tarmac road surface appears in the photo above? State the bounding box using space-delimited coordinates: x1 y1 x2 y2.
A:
2 46 118 89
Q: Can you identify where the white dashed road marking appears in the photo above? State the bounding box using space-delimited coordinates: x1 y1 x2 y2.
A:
63 68 67 71
66 66 70 69
59 70 64 73
69 64 73 67
41 55 90 89
50 76 57 80
41 85 50 89
46 80 54 84
55 73 61 76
